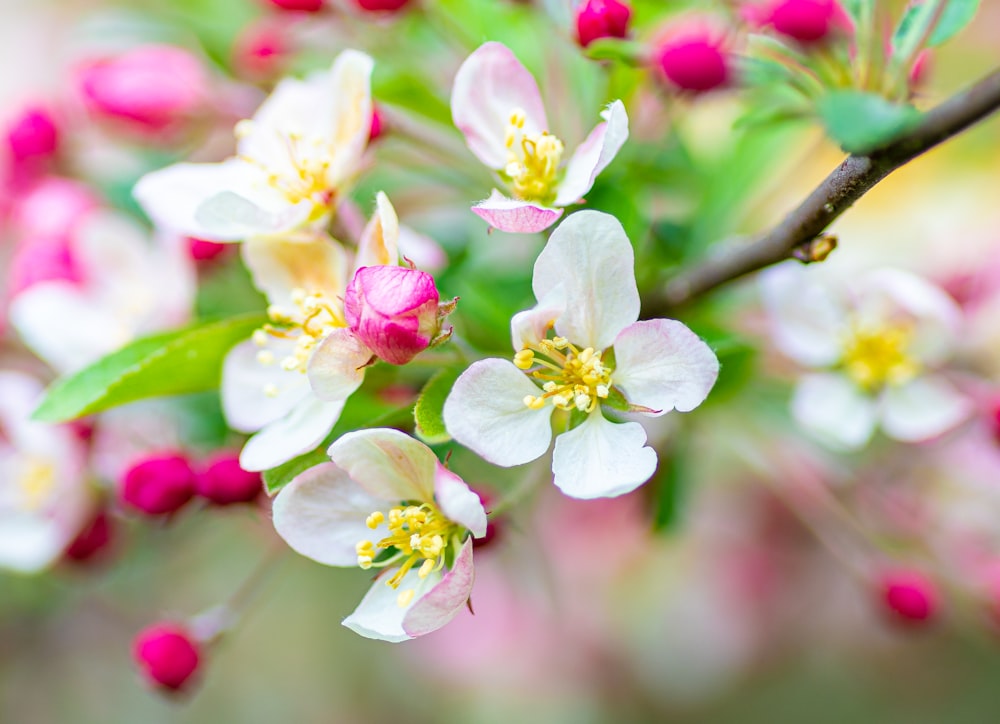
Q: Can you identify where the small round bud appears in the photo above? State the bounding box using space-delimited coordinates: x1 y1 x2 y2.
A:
881 569 937 624
64 508 115 563
7 106 59 163
768 0 842 44
575 0 632 49
195 453 262 506
266 0 324 11
121 454 197 516
133 623 201 692
353 0 411 12
654 28 731 93
186 236 230 262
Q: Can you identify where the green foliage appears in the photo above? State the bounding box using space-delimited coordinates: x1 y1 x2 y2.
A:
928 0 981 45
413 368 461 444
649 442 688 532
583 39 646 66
818 91 922 154
33 314 265 423
892 0 979 59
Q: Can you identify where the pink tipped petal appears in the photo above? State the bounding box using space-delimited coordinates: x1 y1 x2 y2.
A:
880 376 971 443
759 262 845 367
443 359 554 467
553 100 629 207
328 428 438 502
272 462 384 566
452 42 548 169
434 465 488 537
242 233 348 306
343 565 443 642
239 396 344 471
791 373 877 450
551 413 657 499
511 287 567 350
471 191 563 234
307 329 373 401
221 339 311 433
403 538 475 637
612 319 720 415
533 210 640 349
355 191 400 269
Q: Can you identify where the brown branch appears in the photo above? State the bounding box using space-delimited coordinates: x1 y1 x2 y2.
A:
643 66 1000 316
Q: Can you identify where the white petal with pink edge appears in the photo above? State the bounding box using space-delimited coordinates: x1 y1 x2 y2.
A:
471 190 563 234
551 413 657 499
403 538 476 638
343 565 444 643
328 428 437 502
434 465 488 538
307 328 373 401
554 100 629 207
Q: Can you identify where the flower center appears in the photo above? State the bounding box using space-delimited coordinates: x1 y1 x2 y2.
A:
355 501 462 608
253 286 345 384
514 336 613 413
16 456 56 512
503 109 564 205
841 321 920 391
236 121 336 222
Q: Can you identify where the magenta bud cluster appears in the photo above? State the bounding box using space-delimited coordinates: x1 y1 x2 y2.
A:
133 623 202 692
574 0 632 49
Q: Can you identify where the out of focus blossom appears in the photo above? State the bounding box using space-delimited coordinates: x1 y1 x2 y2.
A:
743 0 851 44
133 623 202 692
6 105 59 164
63 507 115 563
445 211 718 498
133 50 373 241
0 371 90 573
574 0 632 48
451 42 628 233
653 23 732 93
233 20 292 81
880 569 938 624
273 428 487 641
12 176 99 240
76 45 209 133
761 263 971 450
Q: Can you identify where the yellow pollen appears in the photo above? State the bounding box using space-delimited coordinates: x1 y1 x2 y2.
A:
17 457 56 512
502 107 564 204
397 589 416 608
366 511 385 529
841 321 920 390
515 337 614 413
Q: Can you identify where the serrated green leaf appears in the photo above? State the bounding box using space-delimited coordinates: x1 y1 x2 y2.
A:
262 448 330 496
928 0 980 45
817 90 922 154
33 314 265 423
414 368 461 444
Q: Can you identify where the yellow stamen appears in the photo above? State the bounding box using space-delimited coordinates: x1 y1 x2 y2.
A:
502 108 564 205
514 335 615 414
841 321 920 391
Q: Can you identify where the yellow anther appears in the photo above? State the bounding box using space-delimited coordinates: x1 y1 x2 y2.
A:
397 589 416 608
524 395 547 410
514 349 535 370
842 321 920 390
552 337 569 349
366 512 385 529
418 559 435 579
252 329 269 347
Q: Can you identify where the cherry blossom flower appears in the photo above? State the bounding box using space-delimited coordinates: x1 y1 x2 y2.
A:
272 428 487 642
133 49 373 241
761 262 972 450
451 42 628 234
443 211 719 499
0 371 90 573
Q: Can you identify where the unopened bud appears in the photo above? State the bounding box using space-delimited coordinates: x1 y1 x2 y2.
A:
369 105 385 142
575 0 632 49
7 106 59 163
64 508 115 563
133 623 202 692
121 453 197 516
345 265 442 365
195 453 263 506
880 569 937 625
267 0 324 10
186 236 230 262
766 0 849 44
353 0 412 11
654 27 731 93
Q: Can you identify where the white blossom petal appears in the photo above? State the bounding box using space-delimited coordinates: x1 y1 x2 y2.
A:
759 262 845 367
328 428 437 502
239 396 344 472
354 191 400 269
452 42 549 170
434 466 488 538
510 287 566 350
533 210 639 349
242 233 348 307
307 328 372 401
443 359 553 467
612 319 720 415
791 373 877 450
343 565 443 643
553 100 629 207
221 339 312 433
403 538 475 638
880 376 971 443
272 462 384 567
551 413 657 499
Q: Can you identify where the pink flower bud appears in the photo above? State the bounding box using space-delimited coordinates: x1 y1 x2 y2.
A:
909 50 932 91
353 0 412 12
121 454 197 516
267 0 324 10
233 21 291 81
767 0 846 43
881 569 937 624
64 508 115 563
345 265 441 365
7 106 59 163
575 0 632 48
186 236 231 262
195 453 262 505
368 105 385 142
654 27 731 93
133 623 201 692
77 45 208 132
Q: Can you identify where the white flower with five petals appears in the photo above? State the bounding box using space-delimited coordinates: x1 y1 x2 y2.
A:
443 211 719 499
273 428 487 642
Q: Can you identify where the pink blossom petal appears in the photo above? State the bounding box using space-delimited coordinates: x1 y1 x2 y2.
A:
343 565 442 642
612 319 719 415
532 210 639 350
327 428 437 502
452 42 548 170
403 538 476 638
791 373 877 450
880 376 971 443
554 100 629 207
272 462 384 567
443 359 554 467
471 190 562 234
434 465 488 537
551 413 656 499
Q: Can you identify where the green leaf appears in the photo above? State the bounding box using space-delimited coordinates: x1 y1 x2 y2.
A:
262 448 330 496
817 90 922 154
928 0 980 45
413 368 461 444
839 0 873 24
650 445 689 533
33 313 265 423
583 39 646 66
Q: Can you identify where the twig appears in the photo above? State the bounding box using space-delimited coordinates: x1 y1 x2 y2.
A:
644 66 1000 315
